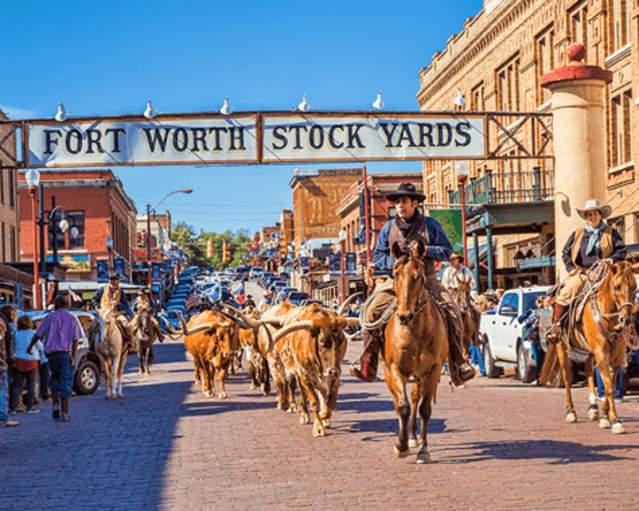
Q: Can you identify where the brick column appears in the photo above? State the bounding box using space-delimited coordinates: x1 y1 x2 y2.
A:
541 44 612 280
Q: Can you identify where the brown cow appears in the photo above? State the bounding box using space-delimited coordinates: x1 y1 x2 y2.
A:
181 311 239 399
270 303 359 437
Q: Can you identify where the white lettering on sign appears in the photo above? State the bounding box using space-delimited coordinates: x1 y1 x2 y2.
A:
24 113 486 168
27 116 258 167
262 114 486 163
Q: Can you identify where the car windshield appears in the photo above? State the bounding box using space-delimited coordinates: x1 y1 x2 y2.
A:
288 292 308 301
523 291 546 312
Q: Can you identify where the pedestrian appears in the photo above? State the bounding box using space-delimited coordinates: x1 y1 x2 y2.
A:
28 294 83 422
10 316 40 414
0 305 18 427
38 343 50 402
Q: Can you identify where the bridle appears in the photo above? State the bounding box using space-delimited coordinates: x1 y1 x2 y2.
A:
395 257 430 326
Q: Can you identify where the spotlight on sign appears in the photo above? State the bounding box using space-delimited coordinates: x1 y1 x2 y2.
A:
54 102 68 122
453 89 466 110
143 99 156 119
220 98 233 115
297 94 310 112
372 92 384 110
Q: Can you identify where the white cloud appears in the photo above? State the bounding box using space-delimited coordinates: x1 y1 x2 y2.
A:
0 104 39 119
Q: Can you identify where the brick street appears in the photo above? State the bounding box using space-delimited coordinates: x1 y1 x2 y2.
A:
3 340 639 511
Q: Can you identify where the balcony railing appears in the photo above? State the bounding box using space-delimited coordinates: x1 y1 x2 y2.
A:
448 167 553 207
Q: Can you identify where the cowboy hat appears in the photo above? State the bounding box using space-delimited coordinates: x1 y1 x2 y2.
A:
449 252 464 262
576 198 612 220
385 182 425 202
108 271 121 280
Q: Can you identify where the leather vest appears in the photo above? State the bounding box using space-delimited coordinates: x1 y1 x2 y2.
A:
571 226 614 269
388 216 436 276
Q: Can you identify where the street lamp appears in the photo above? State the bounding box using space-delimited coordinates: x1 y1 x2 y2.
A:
455 161 470 265
338 228 347 305
147 188 193 287
25 169 41 309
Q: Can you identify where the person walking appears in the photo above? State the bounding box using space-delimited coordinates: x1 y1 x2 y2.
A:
28 295 83 422
10 316 40 414
0 307 19 427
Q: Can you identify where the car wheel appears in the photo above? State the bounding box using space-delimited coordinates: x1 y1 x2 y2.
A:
483 342 501 379
517 344 535 383
74 360 100 395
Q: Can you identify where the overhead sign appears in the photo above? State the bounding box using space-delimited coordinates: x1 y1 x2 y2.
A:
23 112 487 168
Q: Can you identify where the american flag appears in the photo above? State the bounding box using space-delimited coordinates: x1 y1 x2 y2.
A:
185 290 201 310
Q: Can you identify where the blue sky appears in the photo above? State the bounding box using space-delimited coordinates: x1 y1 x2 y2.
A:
0 0 483 233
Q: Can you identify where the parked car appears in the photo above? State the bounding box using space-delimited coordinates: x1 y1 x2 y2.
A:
479 286 550 381
287 292 309 306
250 266 265 279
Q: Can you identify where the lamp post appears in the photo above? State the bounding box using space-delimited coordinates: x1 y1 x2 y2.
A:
147 188 193 287
25 169 41 309
455 161 470 264
338 228 347 305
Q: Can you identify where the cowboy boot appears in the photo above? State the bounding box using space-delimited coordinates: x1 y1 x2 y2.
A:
349 331 381 382
546 303 568 344
61 397 71 422
448 337 475 385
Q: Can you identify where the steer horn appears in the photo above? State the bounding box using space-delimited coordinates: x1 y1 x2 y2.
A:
335 316 361 329
271 320 315 344
165 323 185 341
177 312 215 336
222 304 263 329
337 292 363 316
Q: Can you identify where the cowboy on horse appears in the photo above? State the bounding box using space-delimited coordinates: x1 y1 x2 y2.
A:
92 272 134 346
546 199 626 342
350 182 475 386
441 252 477 295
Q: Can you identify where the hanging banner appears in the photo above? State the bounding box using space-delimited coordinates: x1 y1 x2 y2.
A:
96 260 109 283
430 209 463 254
23 112 487 168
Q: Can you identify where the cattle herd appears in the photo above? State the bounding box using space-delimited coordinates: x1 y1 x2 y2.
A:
172 296 360 438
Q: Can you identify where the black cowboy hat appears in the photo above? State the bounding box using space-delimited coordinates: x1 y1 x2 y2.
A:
385 182 425 202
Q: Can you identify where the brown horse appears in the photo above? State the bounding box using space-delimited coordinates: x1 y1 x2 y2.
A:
451 276 480 355
557 260 637 434
383 240 450 463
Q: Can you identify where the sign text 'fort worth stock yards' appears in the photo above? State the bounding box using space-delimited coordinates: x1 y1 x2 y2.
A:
23 113 486 168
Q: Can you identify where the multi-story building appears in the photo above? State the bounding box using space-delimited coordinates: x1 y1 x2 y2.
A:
18 170 137 282
279 209 294 252
134 210 172 264
417 0 636 288
290 168 361 251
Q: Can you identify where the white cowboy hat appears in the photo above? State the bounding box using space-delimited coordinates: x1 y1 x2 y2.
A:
576 198 612 220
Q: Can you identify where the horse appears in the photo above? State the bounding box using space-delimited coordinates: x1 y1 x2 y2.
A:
451 276 480 355
556 260 638 434
130 304 162 375
90 309 130 399
383 240 450 463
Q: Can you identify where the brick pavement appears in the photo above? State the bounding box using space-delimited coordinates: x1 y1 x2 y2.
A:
2 340 639 511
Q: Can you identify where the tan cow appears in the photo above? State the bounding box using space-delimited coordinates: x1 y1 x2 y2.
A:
270 303 359 437
181 311 239 399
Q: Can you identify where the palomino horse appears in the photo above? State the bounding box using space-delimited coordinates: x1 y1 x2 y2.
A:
383 240 450 463
451 276 480 355
557 260 637 434
90 309 130 399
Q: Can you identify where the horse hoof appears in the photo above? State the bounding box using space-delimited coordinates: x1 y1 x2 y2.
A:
312 423 326 437
565 412 577 424
217 393 227 399
409 438 420 449
322 419 331 429
299 414 310 425
249 384 256 391
611 422 625 435
287 407 295 414
416 450 432 464
599 418 612 429
393 445 409 459
587 407 599 421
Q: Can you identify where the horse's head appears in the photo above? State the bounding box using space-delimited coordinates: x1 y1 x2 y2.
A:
392 240 427 326
606 261 638 330
455 275 472 311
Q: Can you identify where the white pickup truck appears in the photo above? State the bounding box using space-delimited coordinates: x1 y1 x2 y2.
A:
479 286 550 381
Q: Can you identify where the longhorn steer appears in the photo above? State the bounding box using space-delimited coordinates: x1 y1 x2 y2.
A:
271 303 359 437
182 311 239 399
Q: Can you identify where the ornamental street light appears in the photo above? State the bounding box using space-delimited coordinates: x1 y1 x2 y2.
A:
25 169 41 309
455 161 470 265
147 188 193 287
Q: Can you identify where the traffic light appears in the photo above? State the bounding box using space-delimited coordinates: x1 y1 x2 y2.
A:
222 240 231 263
207 238 214 258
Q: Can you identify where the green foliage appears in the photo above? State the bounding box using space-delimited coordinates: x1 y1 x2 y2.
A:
171 221 252 269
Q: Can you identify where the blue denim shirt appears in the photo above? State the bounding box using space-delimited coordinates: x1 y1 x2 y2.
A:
373 216 453 271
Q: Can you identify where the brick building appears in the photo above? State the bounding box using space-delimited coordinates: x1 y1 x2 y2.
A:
135 210 172 263
290 168 361 251
260 224 280 246
18 170 137 282
279 209 294 251
417 0 636 288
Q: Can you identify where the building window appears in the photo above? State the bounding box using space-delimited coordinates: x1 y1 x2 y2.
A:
609 216 626 240
68 211 85 249
7 169 14 208
10 226 16 261
1 222 5 262
0 170 4 205
496 54 520 112
470 81 484 111
569 1 588 48
610 89 632 168
610 0 631 52
536 25 554 105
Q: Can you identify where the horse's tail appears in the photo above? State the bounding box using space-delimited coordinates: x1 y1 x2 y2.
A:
539 342 559 386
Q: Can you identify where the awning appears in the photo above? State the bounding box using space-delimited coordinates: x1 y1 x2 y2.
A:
466 241 494 269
